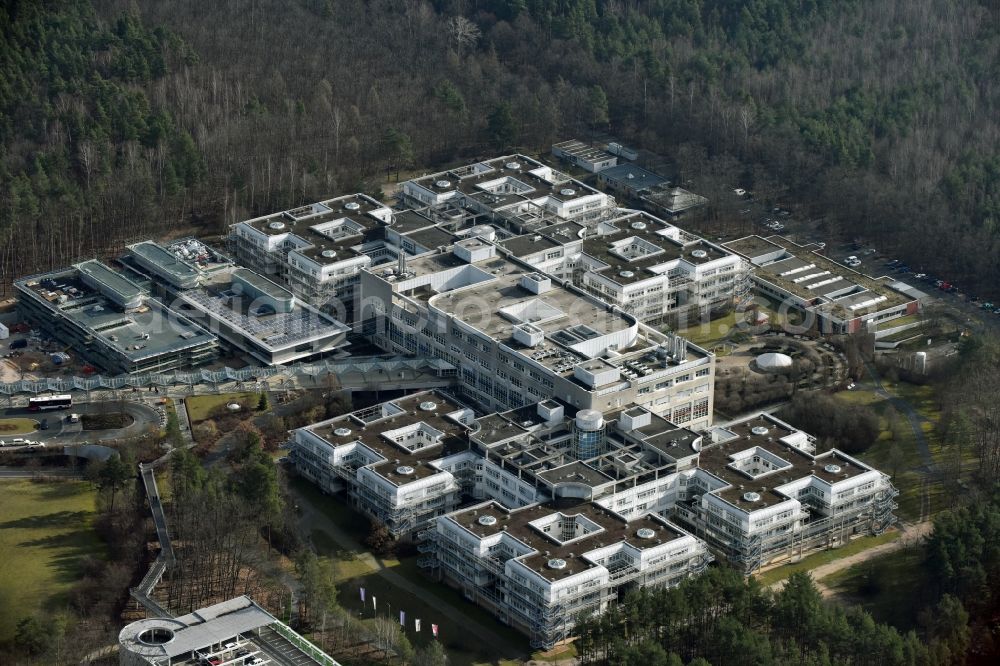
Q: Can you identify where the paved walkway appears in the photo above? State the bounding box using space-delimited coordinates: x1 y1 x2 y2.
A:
769 520 933 598
0 466 84 478
864 361 936 473
291 485 525 661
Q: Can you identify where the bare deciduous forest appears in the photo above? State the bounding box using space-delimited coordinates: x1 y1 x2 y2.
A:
2 0 999 295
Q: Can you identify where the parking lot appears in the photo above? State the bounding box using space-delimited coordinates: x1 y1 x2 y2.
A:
181 637 270 666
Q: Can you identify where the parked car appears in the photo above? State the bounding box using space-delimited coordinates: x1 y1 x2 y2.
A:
39 419 49 430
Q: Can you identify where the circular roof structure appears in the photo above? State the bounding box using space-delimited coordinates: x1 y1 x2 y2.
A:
636 528 656 539
756 352 793 373
344 201 361 210
478 515 497 526
333 427 352 437
547 558 567 570
396 465 415 476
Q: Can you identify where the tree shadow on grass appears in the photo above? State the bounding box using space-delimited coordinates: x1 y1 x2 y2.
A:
19 529 103 586
34 480 93 501
0 510 93 531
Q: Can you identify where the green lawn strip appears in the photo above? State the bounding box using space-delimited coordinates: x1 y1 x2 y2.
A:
332 559 528 666
832 389 886 407
675 310 740 348
879 313 923 330
819 546 927 631
882 382 941 422
310 529 382 583
0 417 38 436
0 480 104 642
531 643 578 662
185 392 262 423
289 477 371 538
755 531 901 587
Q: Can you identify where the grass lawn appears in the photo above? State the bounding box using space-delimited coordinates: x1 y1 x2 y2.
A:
0 417 38 435
832 389 886 407
0 480 104 643
290 478 528 665
531 643 578 662
334 559 529 666
185 391 262 423
755 530 901 587
675 310 740 348
820 546 927 630
879 313 923 330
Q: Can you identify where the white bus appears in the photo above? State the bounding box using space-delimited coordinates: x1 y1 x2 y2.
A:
28 395 73 411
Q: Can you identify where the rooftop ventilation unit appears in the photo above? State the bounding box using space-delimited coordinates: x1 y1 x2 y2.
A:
333 427 352 437
505 161 521 170
636 528 656 539
419 401 437 411
435 180 452 189
344 202 361 211
631 221 647 230
560 188 576 197
396 465 415 476
743 491 762 502
321 250 337 259
620 270 635 279
751 426 769 436
268 221 286 230
691 249 708 259
547 558 567 570
478 515 497 526
824 464 842 474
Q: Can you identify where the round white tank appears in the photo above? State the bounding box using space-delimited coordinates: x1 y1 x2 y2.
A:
470 225 496 242
575 409 604 431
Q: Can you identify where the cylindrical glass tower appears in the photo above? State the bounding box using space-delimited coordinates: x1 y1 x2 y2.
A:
573 409 605 459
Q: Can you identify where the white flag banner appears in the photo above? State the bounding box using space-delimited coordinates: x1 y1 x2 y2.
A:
415 619 421 632
372 596 377 612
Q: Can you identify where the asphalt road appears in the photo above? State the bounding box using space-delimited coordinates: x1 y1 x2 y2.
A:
0 466 84 478
1 399 163 448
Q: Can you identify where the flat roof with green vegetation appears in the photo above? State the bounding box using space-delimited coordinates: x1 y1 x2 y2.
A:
0 480 103 643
